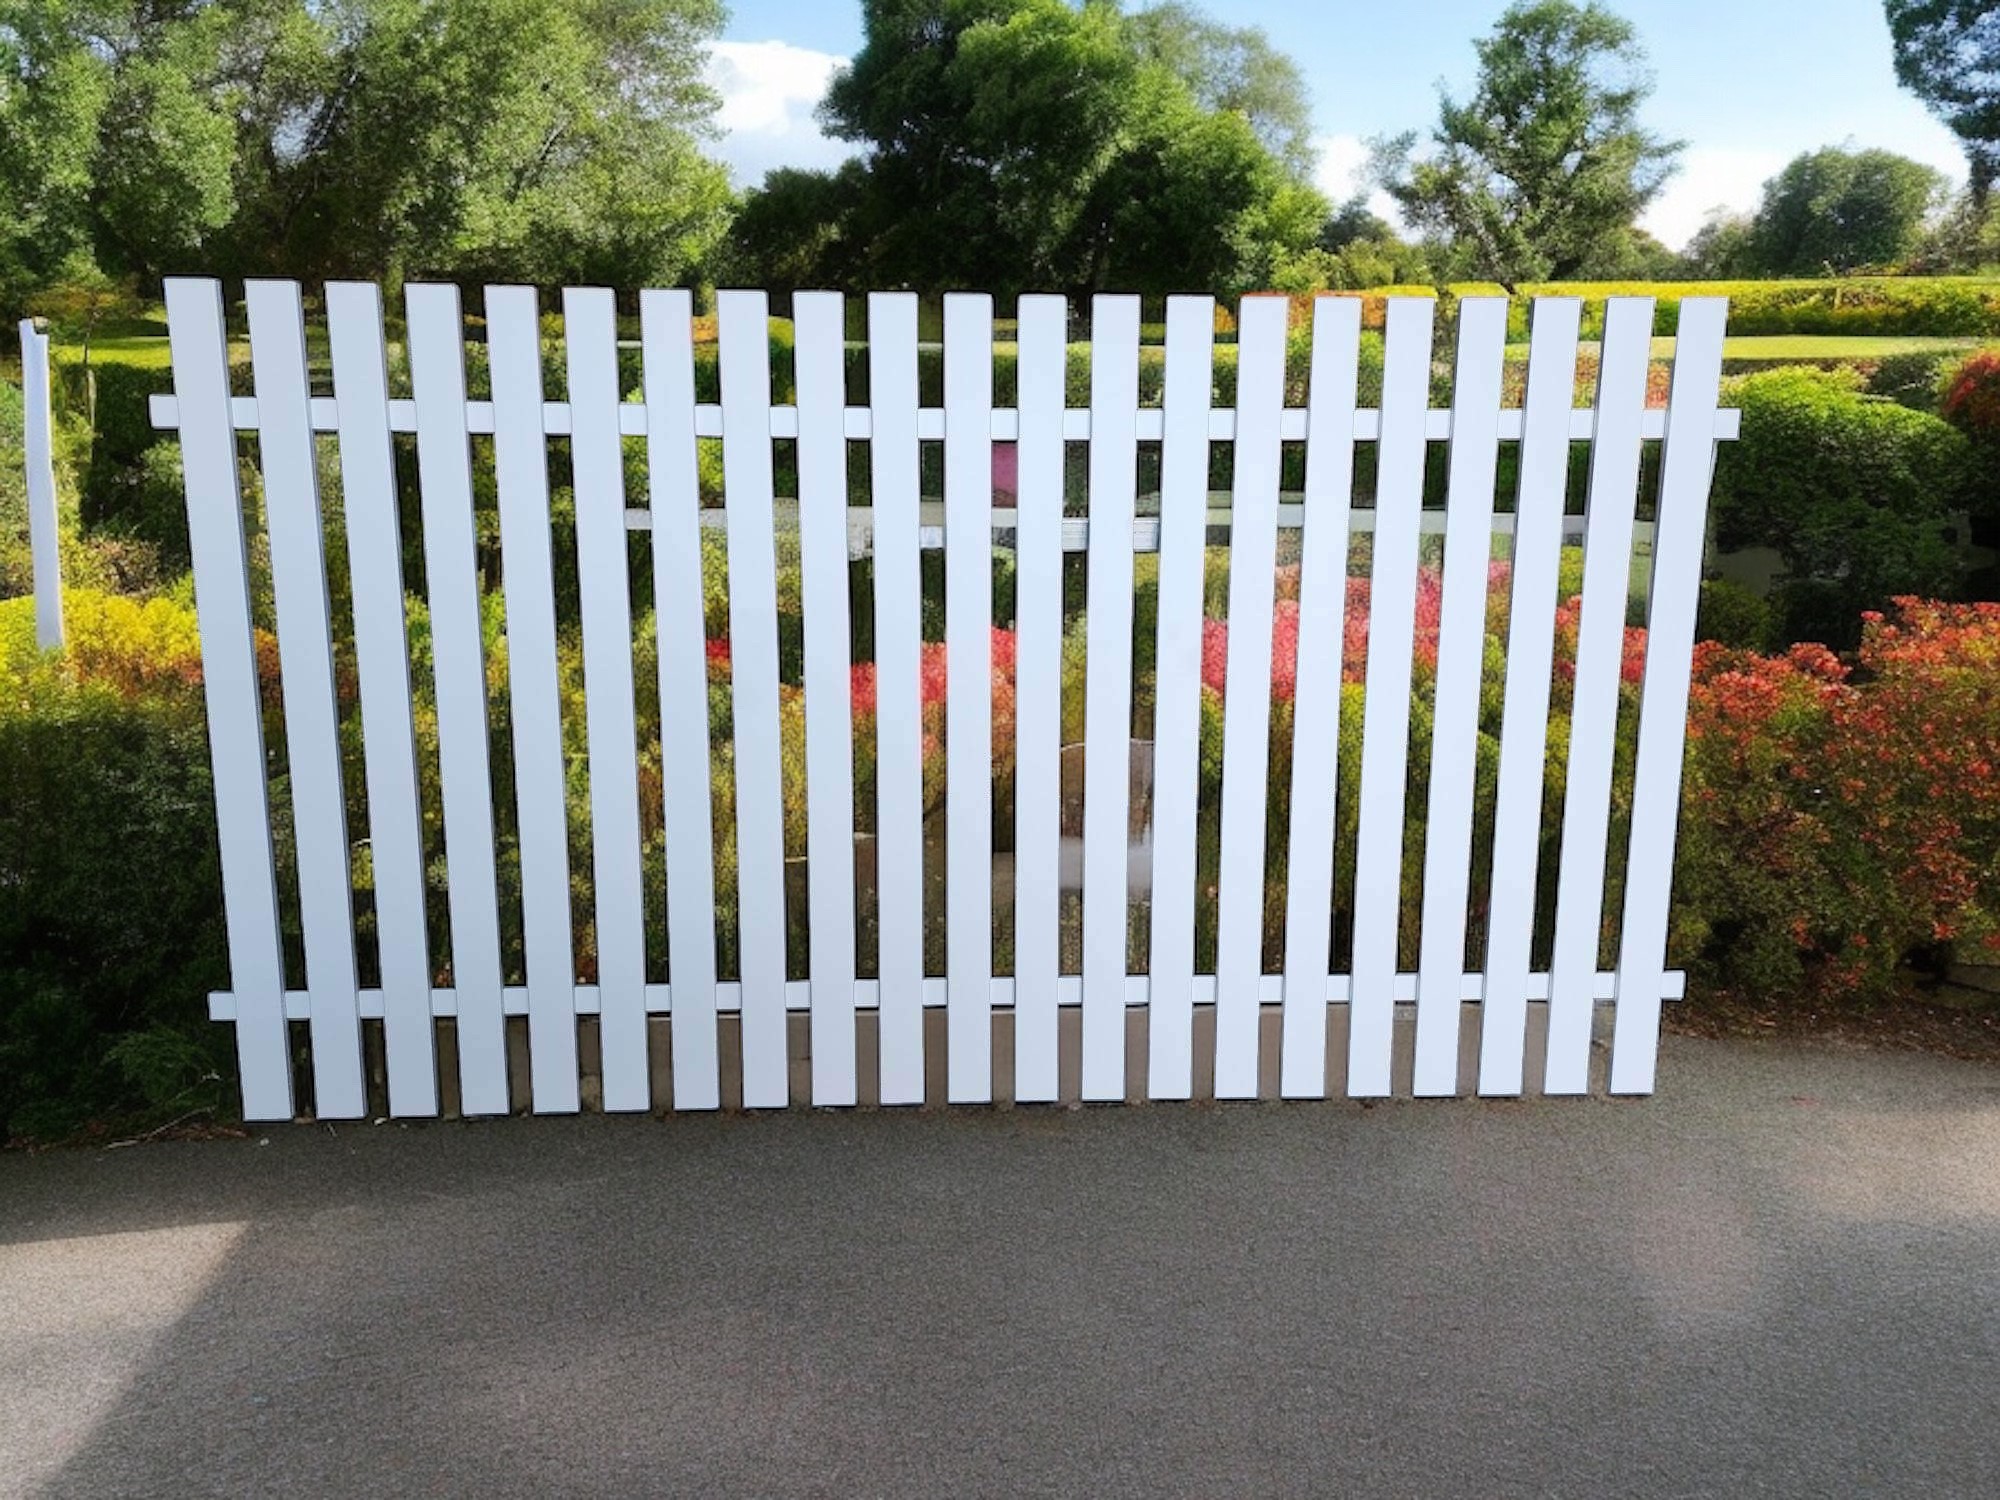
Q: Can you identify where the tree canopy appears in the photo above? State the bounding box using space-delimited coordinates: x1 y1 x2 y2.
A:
1374 0 1680 286
1886 1 2000 203
0 0 734 314
1122 1 1317 179
1741 148 1947 273
733 0 1326 299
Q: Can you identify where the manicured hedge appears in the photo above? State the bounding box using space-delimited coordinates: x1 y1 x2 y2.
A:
1711 366 1977 646
1246 279 2000 341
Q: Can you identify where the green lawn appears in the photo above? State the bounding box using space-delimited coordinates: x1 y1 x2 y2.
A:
1697 334 1978 361
51 311 1990 376
1499 334 1983 363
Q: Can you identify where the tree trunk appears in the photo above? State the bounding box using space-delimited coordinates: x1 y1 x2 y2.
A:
1969 144 1997 216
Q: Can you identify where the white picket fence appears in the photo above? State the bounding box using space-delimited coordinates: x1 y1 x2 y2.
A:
154 279 1735 1121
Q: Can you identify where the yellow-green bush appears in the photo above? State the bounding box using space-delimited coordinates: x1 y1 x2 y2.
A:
0 590 231 1141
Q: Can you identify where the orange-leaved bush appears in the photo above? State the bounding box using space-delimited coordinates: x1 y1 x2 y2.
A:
1676 599 2000 1002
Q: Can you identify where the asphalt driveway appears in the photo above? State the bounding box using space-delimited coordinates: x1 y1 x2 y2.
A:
3 1032 1998 1498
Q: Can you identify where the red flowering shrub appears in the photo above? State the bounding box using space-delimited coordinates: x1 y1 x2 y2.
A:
1941 349 2000 446
1676 600 2000 1001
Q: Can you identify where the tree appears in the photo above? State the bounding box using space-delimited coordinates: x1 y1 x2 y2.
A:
1123 1 1316 179
1682 210 1756 277
1739 147 1947 273
1374 1 1680 286
1319 195 1394 252
760 0 1325 298
1886 2 2000 207
0 0 735 311
724 163 873 292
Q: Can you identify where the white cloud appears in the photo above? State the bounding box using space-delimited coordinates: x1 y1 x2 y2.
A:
1640 147 1791 250
1311 133 1401 227
705 40 854 188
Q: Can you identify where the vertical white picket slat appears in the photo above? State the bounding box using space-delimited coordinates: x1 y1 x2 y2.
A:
486 288 579 1114
565 287 648 1112
1012 294 1067 1103
1610 299 1728 1095
794 292 858 1106
164 278 293 1121
1546 297 1655 1095
1347 296 1436 1098
326 282 437 1116
944 293 995 1103
1213 296 1289 1099
1146 295 1215 1101
718 290 790 1108
1478 298 1583 1097
1081 296 1141 1102
869 293 926 1106
407 283 509 1116
1412 297 1508 1096
641 289 722 1110
20 322 63 648
1279 295 1362 1099
245 281 365 1120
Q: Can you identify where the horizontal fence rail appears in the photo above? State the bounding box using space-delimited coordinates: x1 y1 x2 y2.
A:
159 279 1734 1120
149 393 1736 442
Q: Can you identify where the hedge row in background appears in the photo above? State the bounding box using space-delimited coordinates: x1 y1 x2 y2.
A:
1237 278 2000 341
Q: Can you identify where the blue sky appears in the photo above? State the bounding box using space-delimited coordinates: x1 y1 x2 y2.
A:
705 0 1968 248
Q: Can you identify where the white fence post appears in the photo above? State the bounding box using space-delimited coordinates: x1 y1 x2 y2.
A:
1413 296 1507 1097
1277 295 1361 1100
1610 299 1730 1095
1213 296 1287 1098
1012 294 1068 1103
1346 296 1435 1098
325 281 439 1117
244 280 365 1120
641 287 723 1111
794 290 859 1107
1081 294 1140 1101
407 282 510 1117
1547 297 1656 1095
717 289 791 1109
1147 294 1218 1100
1477 298 1583 1097
20 320 63 649
943 292 995 1103
163 278 293 1122
565 286 647 1112
489 284 580 1115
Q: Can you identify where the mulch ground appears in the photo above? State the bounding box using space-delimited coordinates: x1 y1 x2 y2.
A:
1667 989 2000 1064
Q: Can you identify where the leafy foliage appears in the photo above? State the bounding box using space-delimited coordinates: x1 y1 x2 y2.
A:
1712 366 1976 645
1375 1 1681 286
738 0 1325 298
0 0 734 314
1678 602 2000 1002
1739 148 1948 274
1886 1 2000 202
0 591 232 1141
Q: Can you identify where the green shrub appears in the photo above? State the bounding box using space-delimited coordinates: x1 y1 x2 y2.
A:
1695 578 1775 650
1866 348 1955 411
1712 366 1974 645
78 364 180 556
80 439 191 566
1510 278 2000 341
0 596 230 1141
